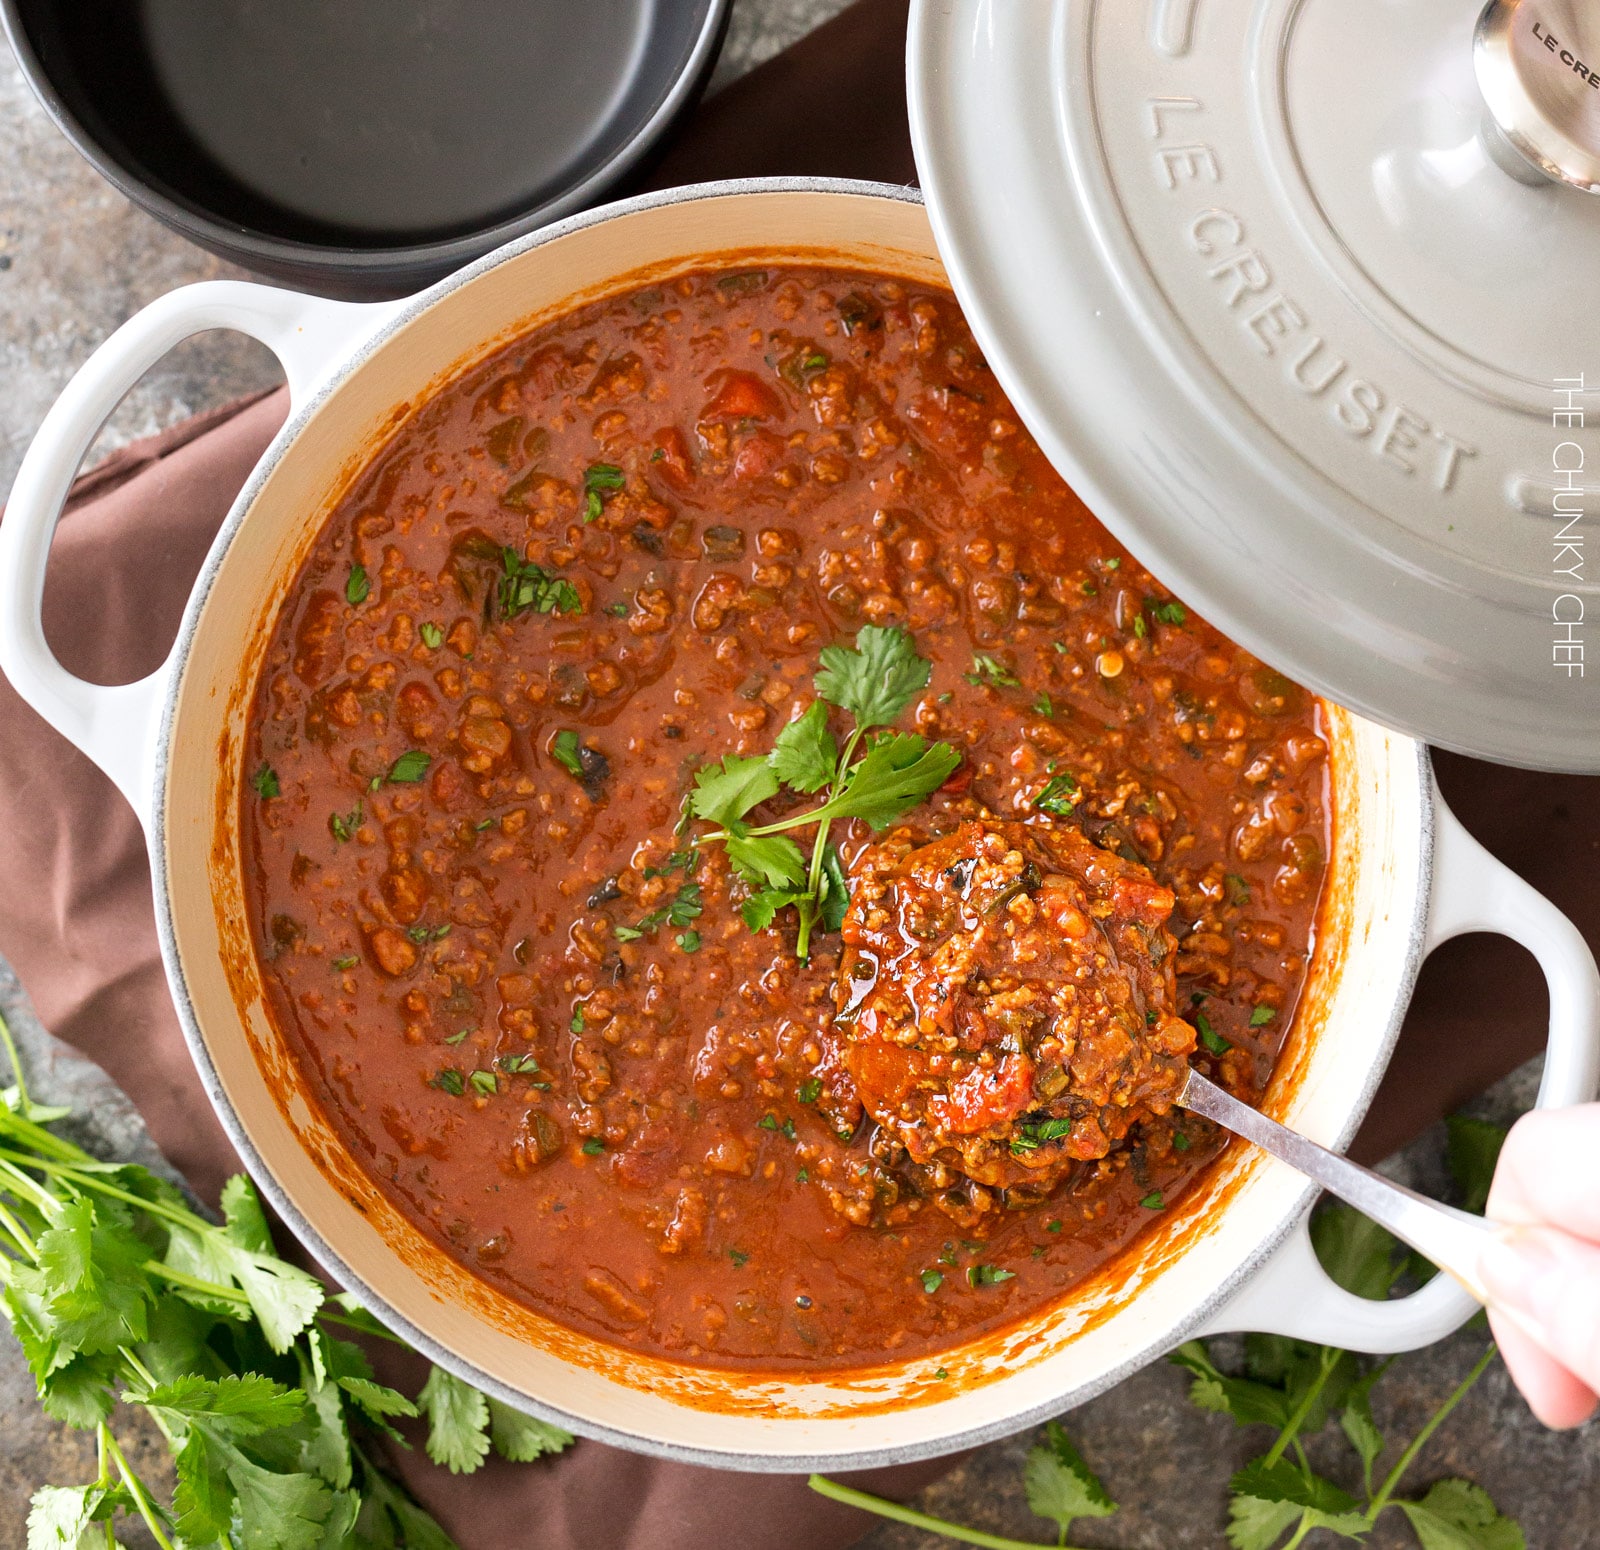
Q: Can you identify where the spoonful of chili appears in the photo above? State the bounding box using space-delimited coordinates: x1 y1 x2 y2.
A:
833 816 1560 1358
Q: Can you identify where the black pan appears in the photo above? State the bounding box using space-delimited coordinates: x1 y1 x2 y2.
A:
2 0 731 298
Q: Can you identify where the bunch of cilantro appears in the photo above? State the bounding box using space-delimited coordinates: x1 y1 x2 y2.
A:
0 1014 570 1550
812 1114 1525 1550
689 625 960 961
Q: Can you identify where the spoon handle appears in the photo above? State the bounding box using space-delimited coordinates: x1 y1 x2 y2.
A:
1180 1068 1500 1304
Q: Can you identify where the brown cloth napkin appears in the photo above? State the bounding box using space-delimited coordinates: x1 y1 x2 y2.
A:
1 0 1596 1544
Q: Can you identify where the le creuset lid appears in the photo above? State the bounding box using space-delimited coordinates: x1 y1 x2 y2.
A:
908 0 1600 771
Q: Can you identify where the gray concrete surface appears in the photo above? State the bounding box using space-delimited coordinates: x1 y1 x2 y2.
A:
2 1 1595 1544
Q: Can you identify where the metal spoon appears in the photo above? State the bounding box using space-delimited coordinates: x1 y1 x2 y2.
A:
1179 1066 1556 1356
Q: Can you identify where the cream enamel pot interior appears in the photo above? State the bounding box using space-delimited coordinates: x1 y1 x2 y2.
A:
2 180 1597 1471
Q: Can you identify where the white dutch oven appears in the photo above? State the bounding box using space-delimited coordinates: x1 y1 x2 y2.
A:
1 181 1596 1470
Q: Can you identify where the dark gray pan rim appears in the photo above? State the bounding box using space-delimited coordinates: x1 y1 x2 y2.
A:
0 0 732 282
145 175 1436 1472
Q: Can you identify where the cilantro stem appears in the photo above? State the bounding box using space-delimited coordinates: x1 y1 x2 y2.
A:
95 1424 115 1550
0 1194 38 1256
808 1475 1092 1550
103 1425 177 1550
1263 1346 1339 1467
119 1346 182 1447
795 722 863 962
0 1009 34 1120
1281 1515 1313 1549
119 1346 160 1391
0 1148 201 1230
0 1089 95 1169
148 1261 251 1306
0 1154 58 1214
1365 1344 1497 1520
316 1305 412 1347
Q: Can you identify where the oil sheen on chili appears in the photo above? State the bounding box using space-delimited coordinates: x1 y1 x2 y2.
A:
243 265 1331 1372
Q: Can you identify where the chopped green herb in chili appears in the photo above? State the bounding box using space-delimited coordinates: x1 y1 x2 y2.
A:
964 652 1020 688
1034 773 1081 817
582 463 625 523
386 749 432 785
1195 1011 1231 1055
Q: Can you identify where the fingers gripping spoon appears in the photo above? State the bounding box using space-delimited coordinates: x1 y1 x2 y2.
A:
1177 1067 1560 1363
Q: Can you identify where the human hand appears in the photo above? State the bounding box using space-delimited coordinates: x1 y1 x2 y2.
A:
1478 1105 1600 1428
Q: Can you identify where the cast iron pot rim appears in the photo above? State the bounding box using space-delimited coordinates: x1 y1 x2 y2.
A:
144 175 1437 1472
0 0 734 285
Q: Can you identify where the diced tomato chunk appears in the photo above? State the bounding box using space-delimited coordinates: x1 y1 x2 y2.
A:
701 370 782 422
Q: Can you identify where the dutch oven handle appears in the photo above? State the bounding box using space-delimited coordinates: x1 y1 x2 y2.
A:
0 282 399 828
1199 778 1600 1352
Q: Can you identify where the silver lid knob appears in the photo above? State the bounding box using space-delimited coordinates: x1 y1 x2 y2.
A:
1475 0 1600 191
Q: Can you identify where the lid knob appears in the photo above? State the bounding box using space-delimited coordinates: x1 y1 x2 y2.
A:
1475 0 1600 190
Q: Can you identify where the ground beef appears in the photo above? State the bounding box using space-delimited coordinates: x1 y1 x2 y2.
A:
835 818 1196 1202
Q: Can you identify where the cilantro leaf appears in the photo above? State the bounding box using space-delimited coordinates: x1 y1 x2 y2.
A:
345 564 370 606
162 1212 325 1353
1340 1365 1387 1497
691 754 780 827
340 1376 419 1424
742 889 807 933
385 749 432 785
251 764 280 800
417 1367 491 1474
224 1448 344 1550
356 1462 457 1550
1311 1202 1404 1300
726 832 808 889
135 1374 307 1436
1445 1114 1506 1217
1226 1458 1367 1550
29 1353 117 1429
819 733 961 830
1024 1421 1116 1538
172 1427 233 1545
769 701 838 793
1170 1341 1299 1431
1398 1479 1525 1550
23 1197 154 1357
26 1483 126 1550
488 1398 575 1461
1225 1492 1303 1550
221 1173 274 1255
815 625 933 729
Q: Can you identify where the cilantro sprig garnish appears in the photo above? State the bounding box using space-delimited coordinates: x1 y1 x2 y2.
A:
688 626 960 961
0 1012 570 1549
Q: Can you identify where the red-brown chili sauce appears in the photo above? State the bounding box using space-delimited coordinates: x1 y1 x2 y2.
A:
244 266 1329 1372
